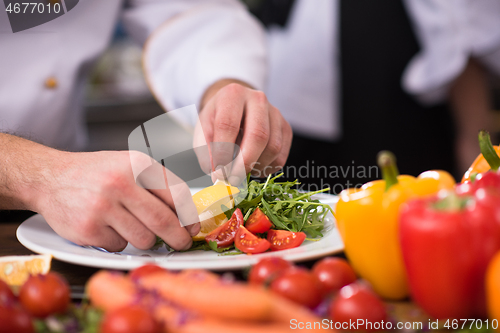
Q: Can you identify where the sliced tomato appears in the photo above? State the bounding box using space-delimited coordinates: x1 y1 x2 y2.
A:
235 226 270 254
267 230 306 251
205 208 243 248
245 208 273 234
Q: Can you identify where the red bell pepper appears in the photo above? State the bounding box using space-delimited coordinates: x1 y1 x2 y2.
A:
399 184 500 319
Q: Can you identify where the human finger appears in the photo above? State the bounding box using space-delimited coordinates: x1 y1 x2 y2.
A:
211 83 246 147
107 205 157 250
122 186 193 251
266 119 293 176
252 106 283 173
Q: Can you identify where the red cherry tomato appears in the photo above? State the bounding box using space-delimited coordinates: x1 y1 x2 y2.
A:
205 208 244 248
330 283 387 332
235 226 271 254
248 257 293 285
270 268 322 309
267 229 306 251
245 208 273 234
0 279 16 305
100 305 162 333
19 273 70 318
0 304 34 333
312 257 357 295
129 264 167 281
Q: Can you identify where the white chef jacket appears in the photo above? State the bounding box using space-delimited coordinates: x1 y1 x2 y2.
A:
0 0 267 151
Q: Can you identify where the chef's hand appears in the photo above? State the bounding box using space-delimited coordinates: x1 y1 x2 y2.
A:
34 150 199 252
196 79 292 178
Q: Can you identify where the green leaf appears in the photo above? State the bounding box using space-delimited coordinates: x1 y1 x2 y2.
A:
222 204 236 220
261 198 291 231
208 240 234 253
208 240 218 251
219 248 245 256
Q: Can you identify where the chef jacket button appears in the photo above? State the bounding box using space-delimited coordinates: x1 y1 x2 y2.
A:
44 77 58 89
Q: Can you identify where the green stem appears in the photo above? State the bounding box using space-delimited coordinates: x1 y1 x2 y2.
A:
377 151 399 191
293 188 330 201
479 130 500 171
262 173 272 191
432 191 469 212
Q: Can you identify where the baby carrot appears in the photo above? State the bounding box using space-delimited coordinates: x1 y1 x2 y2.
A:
86 271 136 311
167 319 302 333
140 272 273 321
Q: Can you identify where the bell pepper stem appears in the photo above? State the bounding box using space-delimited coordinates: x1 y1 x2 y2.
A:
377 151 399 191
433 191 469 211
479 130 500 171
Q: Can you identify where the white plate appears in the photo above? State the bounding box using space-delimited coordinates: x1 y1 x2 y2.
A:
17 188 343 271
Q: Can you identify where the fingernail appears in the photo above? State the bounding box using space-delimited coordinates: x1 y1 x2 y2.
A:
182 239 193 251
189 223 201 236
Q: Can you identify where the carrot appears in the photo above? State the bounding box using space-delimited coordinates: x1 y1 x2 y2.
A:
86 271 136 311
269 293 322 325
87 269 332 332
140 272 274 321
176 269 220 284
167 319 300 333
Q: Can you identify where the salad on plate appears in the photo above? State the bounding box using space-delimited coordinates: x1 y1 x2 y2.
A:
155 173 334 255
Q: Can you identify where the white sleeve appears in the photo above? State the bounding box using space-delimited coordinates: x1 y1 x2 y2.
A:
402 0 500 104
121 0 268 125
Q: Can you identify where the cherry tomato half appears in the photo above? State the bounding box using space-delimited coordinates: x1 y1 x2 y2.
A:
0 279 16 305
100 305 162 333
312 257 357 295
270 268 323 309
248 257 293 285
245 208 273 234
234 226 270 254
129 264 167 281
330 283 387 332
267 229 306 251
0 304 34 333
19 273 70 318
205 208 244 248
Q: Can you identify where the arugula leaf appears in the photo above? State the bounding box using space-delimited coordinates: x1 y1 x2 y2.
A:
208 241 234 253
261 198 291 231
219 248 245 256
231 173 333 238
208 240 219 251
182 240 235 253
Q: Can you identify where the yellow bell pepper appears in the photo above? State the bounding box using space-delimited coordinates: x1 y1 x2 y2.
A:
335 151 455 300
487 251 500 327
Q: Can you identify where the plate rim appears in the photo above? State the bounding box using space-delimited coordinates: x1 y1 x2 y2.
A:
16 190 343 271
